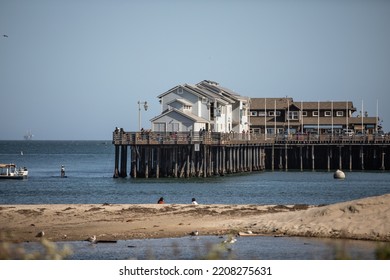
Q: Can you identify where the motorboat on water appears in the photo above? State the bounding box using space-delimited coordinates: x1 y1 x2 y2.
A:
0 163 28 179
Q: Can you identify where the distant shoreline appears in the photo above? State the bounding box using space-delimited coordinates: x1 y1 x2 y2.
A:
1 194 390 243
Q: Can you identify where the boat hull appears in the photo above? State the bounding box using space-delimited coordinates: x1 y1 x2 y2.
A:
0 175 27 180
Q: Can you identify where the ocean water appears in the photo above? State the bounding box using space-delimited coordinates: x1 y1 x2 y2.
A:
1 140 390 205
1 140 390 259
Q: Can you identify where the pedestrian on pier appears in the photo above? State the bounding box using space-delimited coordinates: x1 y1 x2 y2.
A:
191 198 198 205
157 197 165 204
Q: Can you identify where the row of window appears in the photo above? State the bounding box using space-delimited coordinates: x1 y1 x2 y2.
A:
250 110 345 117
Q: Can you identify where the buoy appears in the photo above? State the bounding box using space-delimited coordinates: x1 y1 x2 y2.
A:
334 169 346 179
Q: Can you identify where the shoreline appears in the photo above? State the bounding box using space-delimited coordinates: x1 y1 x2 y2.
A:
1 194 390 243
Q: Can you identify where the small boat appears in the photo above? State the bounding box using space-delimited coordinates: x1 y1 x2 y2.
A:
0 163 28 179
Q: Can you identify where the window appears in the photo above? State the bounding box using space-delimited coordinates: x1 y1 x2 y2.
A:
258 111 266 117
336 111 344 117
250 111 258 116
325 111 331 117
288 111 299 120
269 111 281 116
313 111 319 117
154 123 166 132
302 111 307 117
170 123 179 132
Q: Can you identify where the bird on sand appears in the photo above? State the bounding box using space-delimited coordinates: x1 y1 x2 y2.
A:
35 231 45 238
85 235 97 243
189 230 199 236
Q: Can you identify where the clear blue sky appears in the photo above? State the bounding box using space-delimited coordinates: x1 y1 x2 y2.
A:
1 0 389 140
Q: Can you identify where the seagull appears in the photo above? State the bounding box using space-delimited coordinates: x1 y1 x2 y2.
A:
85 235 97 243
189 230 199 236
3 35 8 38
223 235 237 244
35 231 45 238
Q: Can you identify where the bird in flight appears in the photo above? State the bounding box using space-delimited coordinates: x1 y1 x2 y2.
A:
3 35 8 38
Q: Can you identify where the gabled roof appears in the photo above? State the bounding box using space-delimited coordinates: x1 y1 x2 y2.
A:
167 98 193 107
196 80 250 103
185 83 235 105
150 107 209 123
157 85 181 99
157 83 236 106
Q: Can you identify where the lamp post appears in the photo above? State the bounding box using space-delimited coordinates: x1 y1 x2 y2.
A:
138 101 148 131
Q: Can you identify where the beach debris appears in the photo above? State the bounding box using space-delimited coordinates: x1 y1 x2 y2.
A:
97 240 117 243
35 231 45 238
85 235 97 243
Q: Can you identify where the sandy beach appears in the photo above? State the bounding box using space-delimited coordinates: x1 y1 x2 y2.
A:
1 194 390 243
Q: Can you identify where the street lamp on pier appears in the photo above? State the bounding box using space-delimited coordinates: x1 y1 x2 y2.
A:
138 101 148 131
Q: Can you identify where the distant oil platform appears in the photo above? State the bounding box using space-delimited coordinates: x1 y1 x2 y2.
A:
24 130 33 140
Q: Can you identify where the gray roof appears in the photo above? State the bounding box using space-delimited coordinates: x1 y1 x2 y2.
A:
250 98 356 112
250 98 293 110
157 81 247 106
295 101 356 111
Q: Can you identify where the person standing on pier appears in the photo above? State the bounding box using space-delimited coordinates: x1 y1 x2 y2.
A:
157 197 165 204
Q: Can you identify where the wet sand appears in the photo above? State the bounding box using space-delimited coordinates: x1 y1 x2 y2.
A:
1 194 389 243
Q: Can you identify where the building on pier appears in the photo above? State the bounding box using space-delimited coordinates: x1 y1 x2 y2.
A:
249 98 380 135
151 80 250 133
113 80 387 178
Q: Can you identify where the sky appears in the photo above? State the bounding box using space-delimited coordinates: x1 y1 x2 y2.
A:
1 0 389 140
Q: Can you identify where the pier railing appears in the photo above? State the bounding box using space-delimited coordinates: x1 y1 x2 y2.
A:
113 130 390 146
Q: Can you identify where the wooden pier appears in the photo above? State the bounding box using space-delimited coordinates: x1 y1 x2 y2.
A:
112 129 390 178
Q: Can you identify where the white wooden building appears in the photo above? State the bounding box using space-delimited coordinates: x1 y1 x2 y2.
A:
150 80 250 133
